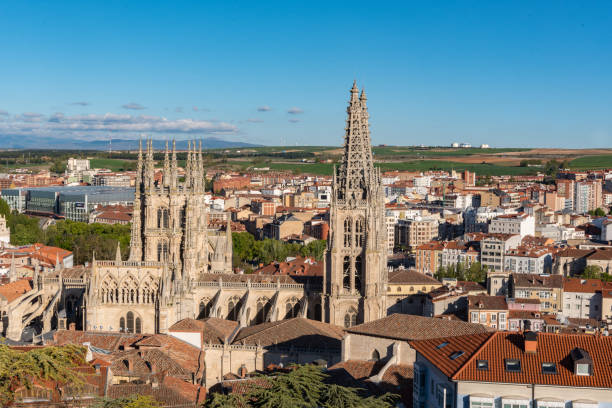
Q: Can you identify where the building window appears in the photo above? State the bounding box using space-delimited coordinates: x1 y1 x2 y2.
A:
476 360 488 370
505 359 521 372
354 255 363 294
343 256 351 291
502 401 528 408
344 217 352 247
119 317 125 331
470 400 493 408
126 311 134 333
135 317 141 334
344 308 357 328
541 362 557 374
285 297 300 319
355 217 365 247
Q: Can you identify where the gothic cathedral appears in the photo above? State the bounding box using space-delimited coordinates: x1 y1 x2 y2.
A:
83 82 388 335
323 81 388 327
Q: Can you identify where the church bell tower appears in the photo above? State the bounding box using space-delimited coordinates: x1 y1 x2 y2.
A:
323 82 387 327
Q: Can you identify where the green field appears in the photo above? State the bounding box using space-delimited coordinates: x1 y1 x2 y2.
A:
569 155 612 169
371 146 531 158
90 158 135 171
265 160 539 176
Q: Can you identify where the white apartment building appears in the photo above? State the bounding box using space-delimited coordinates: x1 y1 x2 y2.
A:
480 234 521 273
504 246 553 275
562 278 603 321
489 212 535 238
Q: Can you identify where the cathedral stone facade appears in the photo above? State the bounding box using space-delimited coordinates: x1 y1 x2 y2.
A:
322 81 388 327
83 82 388 336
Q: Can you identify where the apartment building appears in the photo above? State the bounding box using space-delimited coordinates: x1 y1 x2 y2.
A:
504 246 553 275
394 217 439 252
562 278 603 321
489 213 535 238
415 241 445 275
468 295 508 330
480 234 521 273
574 180 603 214
411 331 612 408
510 273 564 315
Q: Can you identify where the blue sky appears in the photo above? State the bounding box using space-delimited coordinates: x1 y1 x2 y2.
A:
0 1 611 147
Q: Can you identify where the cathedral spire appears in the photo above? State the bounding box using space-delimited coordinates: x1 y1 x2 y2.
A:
115 241 122 263
336 82 376 203
163 139 170 186
145 138 155 190
170 139 177 189
185 140 192 187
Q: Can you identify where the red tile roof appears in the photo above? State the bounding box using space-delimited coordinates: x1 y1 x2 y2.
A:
0 278 32 302
411 331 612 388
563 278 603 293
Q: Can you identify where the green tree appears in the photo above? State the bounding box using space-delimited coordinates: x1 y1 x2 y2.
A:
50 160 67 174
582 265 602 279
0 344 86 406
0 198 10 219
92 395 160 408
202 393 246 408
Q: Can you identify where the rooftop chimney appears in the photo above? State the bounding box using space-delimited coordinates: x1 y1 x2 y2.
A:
524 331 537 353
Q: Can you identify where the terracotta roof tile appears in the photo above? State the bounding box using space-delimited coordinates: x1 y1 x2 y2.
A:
388 269 441 285
232 318 344 350
412 331 612 389
346 314 490 341
0 278 32 302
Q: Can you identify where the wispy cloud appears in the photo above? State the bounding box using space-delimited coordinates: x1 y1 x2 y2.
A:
175 107 183 113
70 101 90 106
122 102 147 110
247 118 264 123
0 112 238 138
0 110 8 116
288 118 300 123
257 105 272 112
287 107 303 114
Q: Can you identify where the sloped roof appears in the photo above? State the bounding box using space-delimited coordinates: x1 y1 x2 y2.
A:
512 273 564 289
388 269 441 285
468 295 508 311
232 318 344 350
169 317 239 345
0 278 32 302
346 314 489 341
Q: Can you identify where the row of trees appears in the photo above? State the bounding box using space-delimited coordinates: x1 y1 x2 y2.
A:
1 199 326 268
1 198 131 264
435 261 488 283
232 232 326 269
204 365 397 408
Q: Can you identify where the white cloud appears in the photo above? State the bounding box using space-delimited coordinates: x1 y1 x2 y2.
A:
257 105 272 112
70 101 90 106
122 102 147 110
0 112 238 138
287 107 303 114
247 118 264 123
0 110 9 116
288 118 300 123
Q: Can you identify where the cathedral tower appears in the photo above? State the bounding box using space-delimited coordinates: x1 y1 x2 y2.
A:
323 82 387 327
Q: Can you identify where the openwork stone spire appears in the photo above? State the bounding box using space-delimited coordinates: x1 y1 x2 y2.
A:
335 81 376 204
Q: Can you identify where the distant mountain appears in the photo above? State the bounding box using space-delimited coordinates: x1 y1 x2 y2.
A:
0 135 261 150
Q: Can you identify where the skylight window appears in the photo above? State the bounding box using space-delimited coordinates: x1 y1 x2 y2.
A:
505 359 521 372
542 362 557 374
476 360 488 370
449 351 464 360
436 342 449 350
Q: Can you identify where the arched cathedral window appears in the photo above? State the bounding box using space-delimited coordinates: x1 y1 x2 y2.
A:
199 297 213 319
227 296 240 321
126 311 134 333
284 296 300 319
343 256 351 292
255 297 271 324
355 217 364 247
157 241 169 262
157 208 169 229
344 308 357 328
354 255 363 294
343 217 352 247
